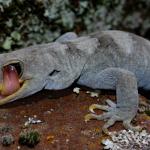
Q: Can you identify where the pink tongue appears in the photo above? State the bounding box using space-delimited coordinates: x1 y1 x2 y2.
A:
1 65 20 96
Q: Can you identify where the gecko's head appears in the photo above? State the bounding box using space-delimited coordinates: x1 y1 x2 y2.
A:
0 59 27 105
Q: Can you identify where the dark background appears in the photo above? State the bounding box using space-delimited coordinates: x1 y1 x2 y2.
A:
0 0 150 52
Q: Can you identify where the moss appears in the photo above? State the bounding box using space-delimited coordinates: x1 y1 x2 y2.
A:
0 125 12 133
1 134 14 146
0 0 150 52
18 129 40 147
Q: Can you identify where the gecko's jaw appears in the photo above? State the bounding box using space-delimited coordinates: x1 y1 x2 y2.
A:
0 62 25 105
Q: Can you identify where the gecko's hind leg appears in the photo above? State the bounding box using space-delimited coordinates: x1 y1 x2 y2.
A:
83 68 142 134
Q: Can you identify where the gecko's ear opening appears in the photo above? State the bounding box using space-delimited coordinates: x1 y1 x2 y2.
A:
2 60 24 77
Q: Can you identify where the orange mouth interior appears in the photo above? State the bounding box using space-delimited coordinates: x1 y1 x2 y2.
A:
0 65 22 100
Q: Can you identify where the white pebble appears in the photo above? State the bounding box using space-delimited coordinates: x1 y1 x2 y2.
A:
73 87 80 94
24 117 42 126
86 91 99 97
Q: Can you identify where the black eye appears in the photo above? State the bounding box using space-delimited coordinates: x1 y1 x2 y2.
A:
49 70 60 76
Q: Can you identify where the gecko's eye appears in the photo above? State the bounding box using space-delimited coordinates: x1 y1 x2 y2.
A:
2 60 24 77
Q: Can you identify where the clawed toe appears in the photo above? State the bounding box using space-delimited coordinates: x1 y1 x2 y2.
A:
84 112 112 122
123 120 142 131
102 118 116 135
85 100 118 134
84 114 94 122
89 104 109 113
89 99 116 113
85 99 142 134
105 99 116 107
84 113 117 135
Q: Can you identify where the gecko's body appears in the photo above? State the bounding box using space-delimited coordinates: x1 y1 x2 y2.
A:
0 30 150 133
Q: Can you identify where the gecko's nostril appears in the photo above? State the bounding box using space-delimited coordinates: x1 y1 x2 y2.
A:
2 61 24 77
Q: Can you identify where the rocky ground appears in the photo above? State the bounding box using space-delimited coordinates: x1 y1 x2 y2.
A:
0 86 150 150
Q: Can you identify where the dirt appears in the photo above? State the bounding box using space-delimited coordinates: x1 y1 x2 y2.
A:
0 86 150 150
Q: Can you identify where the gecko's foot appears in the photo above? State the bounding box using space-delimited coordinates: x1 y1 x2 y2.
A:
85 99 142 134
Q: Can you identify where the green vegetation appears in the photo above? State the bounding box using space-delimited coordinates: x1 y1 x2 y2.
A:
1 134 14 146
0 125 12 133
18 129 40 147
0 0 150 52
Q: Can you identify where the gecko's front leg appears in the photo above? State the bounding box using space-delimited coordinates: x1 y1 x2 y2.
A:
44 70 77 90
83 68 142 134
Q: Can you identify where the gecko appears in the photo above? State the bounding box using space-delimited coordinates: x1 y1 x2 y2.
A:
0 30 150 134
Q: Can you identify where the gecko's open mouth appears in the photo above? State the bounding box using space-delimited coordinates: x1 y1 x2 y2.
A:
0 61 24 101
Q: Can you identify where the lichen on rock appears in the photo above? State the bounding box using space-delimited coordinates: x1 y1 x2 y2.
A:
102 130 150 150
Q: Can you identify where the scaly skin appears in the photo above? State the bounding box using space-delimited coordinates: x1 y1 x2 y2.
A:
0 30 150 133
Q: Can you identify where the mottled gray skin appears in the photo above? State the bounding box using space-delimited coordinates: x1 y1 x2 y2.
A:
0 30 150 132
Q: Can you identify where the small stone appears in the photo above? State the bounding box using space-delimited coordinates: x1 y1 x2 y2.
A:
90 92 99 97
44 111 51 115
73 87 80 94
24 117 42 126
33 115 37 118
24 122 29 127
66 139 69 143
102 139 114 149
47 135 55 143
50 108 54 112
86 91 99 97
